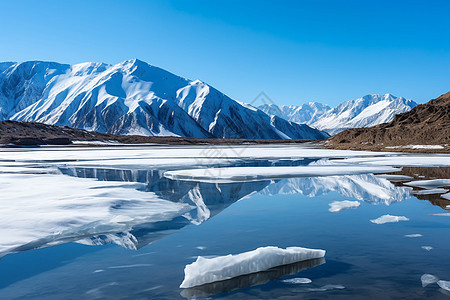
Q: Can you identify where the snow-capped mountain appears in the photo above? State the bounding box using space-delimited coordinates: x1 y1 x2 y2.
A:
0 59 328 139
258 102 330 125
312 94 417 135
259 94 417 135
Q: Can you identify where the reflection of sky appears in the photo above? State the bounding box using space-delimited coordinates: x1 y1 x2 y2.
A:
1 188 449 299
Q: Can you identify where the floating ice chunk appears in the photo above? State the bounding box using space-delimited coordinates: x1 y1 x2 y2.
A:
179 246 326 288
422 246 433 251
328 200 360 212
405 234 422 238
405 179 450 189
370 214 409 224
375 174 414 181
438 280 450 291
196 246 206 250
165 165 400 183
93 269 104 273
442 193 450 201
307 284 345 292
421 274 439 287
412 188 449 195
430 213 450 216
282 277 312 284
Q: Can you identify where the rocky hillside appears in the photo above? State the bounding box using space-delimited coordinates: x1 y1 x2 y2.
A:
0 121 317 146
327 92 450 153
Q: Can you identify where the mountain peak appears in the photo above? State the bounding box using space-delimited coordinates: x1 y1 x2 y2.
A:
0 59 327 140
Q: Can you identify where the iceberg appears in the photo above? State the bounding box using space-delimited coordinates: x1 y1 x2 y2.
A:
370 215 409 224
180 257 325 299
328 200 360 212
179 246 326 288
421 246 433 251
421 274 439 287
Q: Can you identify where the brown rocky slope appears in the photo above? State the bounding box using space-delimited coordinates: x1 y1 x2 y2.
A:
327 91 450 153
0 120 316 146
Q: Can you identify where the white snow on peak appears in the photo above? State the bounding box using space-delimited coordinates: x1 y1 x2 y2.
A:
312 94 416 135
258 102 331 125
179 246 326 288
0 59 326 140
259 94 416 135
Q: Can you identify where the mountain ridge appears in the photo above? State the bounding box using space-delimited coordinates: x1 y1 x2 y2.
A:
0 59 328 140
327 91 450 153
259 94 417 135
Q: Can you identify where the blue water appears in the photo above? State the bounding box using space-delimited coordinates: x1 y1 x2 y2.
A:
1 164 450 299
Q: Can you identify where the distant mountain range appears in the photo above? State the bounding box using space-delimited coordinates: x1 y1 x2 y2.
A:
259 94 417 135
328 91 450 151
0 60 327 140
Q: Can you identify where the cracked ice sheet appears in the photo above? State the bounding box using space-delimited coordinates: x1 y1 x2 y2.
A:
0 173 193 257
0 145 387 162
164 165 400 183
330 156 450 167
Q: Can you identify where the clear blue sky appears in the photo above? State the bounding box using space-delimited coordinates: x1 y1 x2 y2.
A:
1 0 449 106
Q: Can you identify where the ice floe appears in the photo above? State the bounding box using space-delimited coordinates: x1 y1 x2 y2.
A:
334 156 450 167
370 215 409 224
165 165 400 183
307 284 345 292
421 274 439 287
375 174 414 181
422 246 433 251
405 234 422 238
180 257 325 298
328 200 360 212
438 280 450 291
179 246 326 288
412 188 449 195
282 277 312 284
405 179 450 189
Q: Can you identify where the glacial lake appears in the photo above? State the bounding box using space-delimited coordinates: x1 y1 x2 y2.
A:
0 144 449 299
